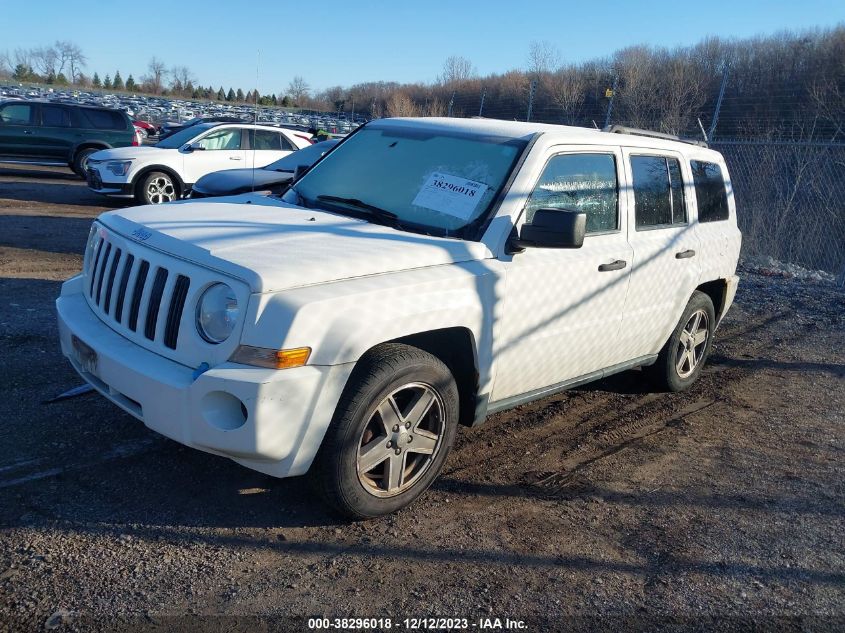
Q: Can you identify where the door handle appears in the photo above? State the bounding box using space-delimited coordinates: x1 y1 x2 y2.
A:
229 156 242 160
598 259 627 272
23 130 33 135
675 249 696 259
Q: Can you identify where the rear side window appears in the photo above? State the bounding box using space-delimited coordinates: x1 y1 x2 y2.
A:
41 105 72 127
252 130 282 150
80 108 127 130
525 153 618 233
0 103 34 125
691 160 729 222
631 155 686 229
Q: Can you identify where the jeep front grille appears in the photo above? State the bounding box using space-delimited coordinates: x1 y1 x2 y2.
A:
86 233 190 350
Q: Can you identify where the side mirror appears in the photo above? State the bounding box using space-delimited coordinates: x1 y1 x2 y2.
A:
292 164 310 182
182 142 204 153
516 208 586 249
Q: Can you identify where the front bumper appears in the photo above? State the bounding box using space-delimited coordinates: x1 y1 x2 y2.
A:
86 167 134 198
56 275 353 478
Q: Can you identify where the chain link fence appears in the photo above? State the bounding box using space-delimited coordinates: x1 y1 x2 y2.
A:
712 140 845 277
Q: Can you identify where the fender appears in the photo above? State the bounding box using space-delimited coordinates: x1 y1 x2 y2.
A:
68 141 112 163
131 164 188 197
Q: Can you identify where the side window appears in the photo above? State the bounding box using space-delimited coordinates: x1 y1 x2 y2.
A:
252 130 282 151
80 109 126 130
631 155 686 229
0 103 34 125
279 133 296 151
41 105 72 127
525 153 618 233
691 160 729 222
196 128 242 150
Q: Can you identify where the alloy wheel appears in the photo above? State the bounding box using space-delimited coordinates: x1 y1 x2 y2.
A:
146 176 175 204
675 309 709 378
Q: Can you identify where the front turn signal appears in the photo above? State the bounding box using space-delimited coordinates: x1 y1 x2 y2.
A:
230 346 311 369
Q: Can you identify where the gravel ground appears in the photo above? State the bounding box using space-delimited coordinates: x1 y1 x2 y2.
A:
0 165 843 632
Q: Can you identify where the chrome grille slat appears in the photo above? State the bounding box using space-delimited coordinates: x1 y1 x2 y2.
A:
164 275 191 350
103 248 122 315
94 243 113 305
88 236 105 296
114 254 135 323
128 260 150 332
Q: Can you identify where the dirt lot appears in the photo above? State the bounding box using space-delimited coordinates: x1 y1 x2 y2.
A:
0 165 843 632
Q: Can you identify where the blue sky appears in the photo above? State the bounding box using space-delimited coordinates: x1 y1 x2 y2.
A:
4 0 844 94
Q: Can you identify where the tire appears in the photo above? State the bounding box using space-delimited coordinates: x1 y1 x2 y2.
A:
648 291 716 392
136 171 178 205
72 147 98 178
312 343 460 519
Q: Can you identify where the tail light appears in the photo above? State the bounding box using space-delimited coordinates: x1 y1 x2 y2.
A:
294 133 315 145
132 131 141 147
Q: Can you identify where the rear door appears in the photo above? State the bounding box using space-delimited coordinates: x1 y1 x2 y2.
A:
37 104 75 159
0 102 39 158
616 149 701 362
181 126 246 184
244 129 297 169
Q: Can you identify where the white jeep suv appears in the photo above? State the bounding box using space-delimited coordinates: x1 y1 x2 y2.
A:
85 123 313 205
57 118 741 518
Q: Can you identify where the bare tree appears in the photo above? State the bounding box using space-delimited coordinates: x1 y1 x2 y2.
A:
53 41 86 82
543 65 585 124
13 48 34 69
527 40 559 77
145 57 168 94
439 56 476 85
32 45 59 77
170 65 195 94
0 51 12 78
385 92 419 117
286 76 311 104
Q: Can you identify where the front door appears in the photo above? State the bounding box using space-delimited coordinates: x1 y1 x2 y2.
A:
0 102 38 158
37 104 75 159
492 147 633 403
181 126 246 184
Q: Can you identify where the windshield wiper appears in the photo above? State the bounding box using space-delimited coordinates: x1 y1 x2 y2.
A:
316 195 398 223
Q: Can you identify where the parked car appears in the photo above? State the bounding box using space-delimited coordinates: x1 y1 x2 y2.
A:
0 100 137 177
133 120 158 137
56 118 741 518
190 139 339 198
85 123 313 205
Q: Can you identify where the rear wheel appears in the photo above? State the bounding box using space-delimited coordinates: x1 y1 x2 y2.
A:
137 171 178 205
312 344 459 519
648 291 716 392
72 147 98 178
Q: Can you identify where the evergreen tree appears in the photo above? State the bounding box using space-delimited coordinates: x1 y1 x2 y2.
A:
45 71 56 84
13 64 33 81
92 72 101 88
226 87 236 101
236 88 244 102
125 74 136 91
216 86 225 101
281 95 290 107
272 94 278 105
103 74 112 89
55 73 69 85
245 90 254 103
113 71 124 90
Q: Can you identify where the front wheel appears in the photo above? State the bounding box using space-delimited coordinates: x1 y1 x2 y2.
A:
312 344 459 519
136 171 178 205
72 148 98 178
648 291 716 392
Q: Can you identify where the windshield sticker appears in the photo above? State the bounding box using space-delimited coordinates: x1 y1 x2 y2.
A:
412 172 489 220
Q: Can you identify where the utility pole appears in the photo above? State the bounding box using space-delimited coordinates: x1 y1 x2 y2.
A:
527 79 537 122
479 88 486 117
448 91 455 117
604 76 618 128
350 97 354 123
708 64 729 141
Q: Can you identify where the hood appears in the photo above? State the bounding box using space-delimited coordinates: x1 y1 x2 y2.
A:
98 195 491 293
90 145 166 161
193 168 291 195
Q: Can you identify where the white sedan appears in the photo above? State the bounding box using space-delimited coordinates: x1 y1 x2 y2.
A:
85 123 313 205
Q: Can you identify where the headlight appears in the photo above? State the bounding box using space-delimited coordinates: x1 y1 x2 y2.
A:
105 160 133 176
196 283 239 343
83 224 100 274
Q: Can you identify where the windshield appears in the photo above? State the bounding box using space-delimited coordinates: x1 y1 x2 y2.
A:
266 139 339 172
282 125 526 238
155 123 216 149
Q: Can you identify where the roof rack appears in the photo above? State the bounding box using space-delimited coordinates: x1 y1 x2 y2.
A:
602 124 708 148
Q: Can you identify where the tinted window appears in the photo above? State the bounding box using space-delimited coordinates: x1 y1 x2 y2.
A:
80 108 127 130
0 103 34 125
526 153 618 233
252 129 282 151
41 105 71 127
195 128 242 150
691 160 729 222
155 123 216 149
632 155 686 228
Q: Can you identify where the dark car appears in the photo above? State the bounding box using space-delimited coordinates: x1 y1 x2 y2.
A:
158 115 252 140
0 100 137 177
190 139 339 198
